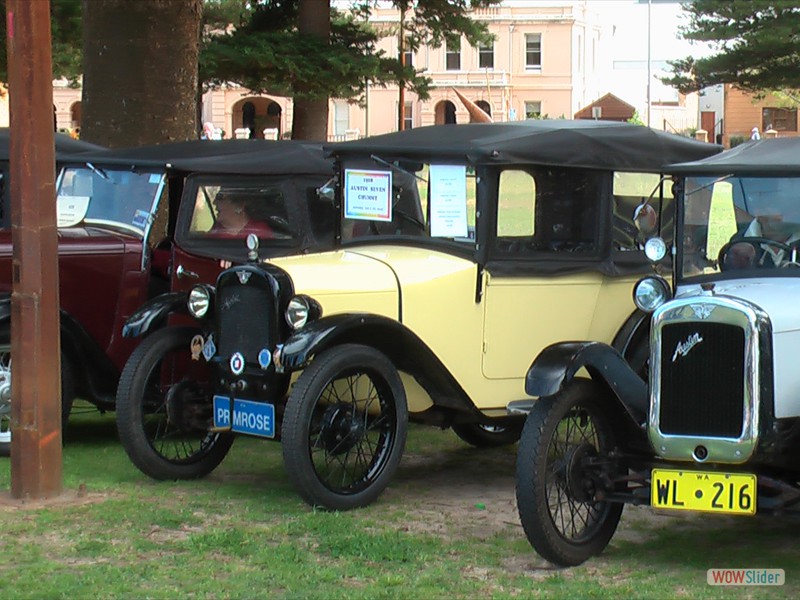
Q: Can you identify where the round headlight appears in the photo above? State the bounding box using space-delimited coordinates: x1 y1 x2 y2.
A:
286 296 311 330
633 277 671 313
644 237 668 262
188 286 211 318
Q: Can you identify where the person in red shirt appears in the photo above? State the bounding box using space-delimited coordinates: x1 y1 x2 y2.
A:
211 192 274 238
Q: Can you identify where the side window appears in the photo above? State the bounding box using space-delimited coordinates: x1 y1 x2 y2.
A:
493 168 600 256
188 184 291 240
612 172 673 251
496 169 536 240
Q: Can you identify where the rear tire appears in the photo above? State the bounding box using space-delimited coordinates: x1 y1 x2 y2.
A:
516 379 624 566
116 326 233 479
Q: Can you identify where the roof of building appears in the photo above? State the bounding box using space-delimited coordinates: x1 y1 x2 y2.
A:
574 93 637 121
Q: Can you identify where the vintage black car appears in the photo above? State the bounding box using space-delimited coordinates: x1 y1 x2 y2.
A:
514 137 800 566
0 139 334 455
114 120 719 511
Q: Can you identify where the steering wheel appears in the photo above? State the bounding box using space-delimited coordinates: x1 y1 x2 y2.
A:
717 237 792 271
266 215 295 237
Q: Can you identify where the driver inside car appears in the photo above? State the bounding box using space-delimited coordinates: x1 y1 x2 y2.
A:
725 214 800 269
210 192 275 238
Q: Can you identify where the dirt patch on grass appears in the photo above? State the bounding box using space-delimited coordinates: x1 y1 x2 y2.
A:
0 485 111 511
382 441 712 559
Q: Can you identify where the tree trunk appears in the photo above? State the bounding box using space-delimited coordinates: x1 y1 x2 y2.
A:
80 0 202 147
291 0 330 141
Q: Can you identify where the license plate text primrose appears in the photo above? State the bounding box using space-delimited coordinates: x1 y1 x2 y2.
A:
213 395 275 439
651 469 756 515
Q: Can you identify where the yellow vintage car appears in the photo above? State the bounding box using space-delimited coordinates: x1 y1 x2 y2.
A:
114 120 719 510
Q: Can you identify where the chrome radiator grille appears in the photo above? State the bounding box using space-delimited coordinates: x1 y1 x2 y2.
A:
658 321 745 438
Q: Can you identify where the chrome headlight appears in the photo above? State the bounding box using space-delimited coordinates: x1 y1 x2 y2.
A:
188 285 212 318
633 276 671 313
285 295 322 330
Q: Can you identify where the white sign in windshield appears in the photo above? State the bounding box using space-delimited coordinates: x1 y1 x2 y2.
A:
344 169 392 221
429 164 468 238
56 195 90 227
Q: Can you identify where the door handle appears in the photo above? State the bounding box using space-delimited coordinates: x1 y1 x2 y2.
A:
176 264 199 279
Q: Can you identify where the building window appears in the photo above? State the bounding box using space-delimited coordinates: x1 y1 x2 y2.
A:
525 33 542 69
478 42 494 69
762 107 797 132
399 38 413 68
334 101 349 136
446 39 461 71
404 101 413 130
525 101 542 119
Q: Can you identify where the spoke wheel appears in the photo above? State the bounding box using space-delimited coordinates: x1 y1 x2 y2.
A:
451 421 523 447
116 326 233 479
282 344 408 510
0 324 75 457
516 379 623 566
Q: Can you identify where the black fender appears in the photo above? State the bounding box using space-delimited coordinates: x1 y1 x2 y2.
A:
277 312 474 411
524 341 648 426
122 291 190 338
0 295 119 407
611 308 651 362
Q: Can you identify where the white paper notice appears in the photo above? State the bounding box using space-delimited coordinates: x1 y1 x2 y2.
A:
56 195 90 227
429 164 468 237
344 169 392 222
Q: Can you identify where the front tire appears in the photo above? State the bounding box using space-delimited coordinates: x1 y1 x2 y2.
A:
281 344 408 510
0 325 75 457
116 326 233 479
516 379 624 566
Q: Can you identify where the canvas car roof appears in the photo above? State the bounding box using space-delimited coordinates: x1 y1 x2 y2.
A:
64 139 333 176
0 127 105 160
327 120 721 172
668 137 800 176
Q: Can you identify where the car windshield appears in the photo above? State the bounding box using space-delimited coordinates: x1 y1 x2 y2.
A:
680 176 800 279
340 158 477 245
56 166 164 237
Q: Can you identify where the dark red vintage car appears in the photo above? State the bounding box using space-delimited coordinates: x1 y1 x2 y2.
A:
0 139 334 454
0 127 104 228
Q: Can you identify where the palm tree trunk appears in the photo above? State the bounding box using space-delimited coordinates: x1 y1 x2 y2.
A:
291 0 330 141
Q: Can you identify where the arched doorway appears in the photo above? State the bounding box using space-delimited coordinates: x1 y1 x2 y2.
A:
70 102 82 130
232 97 283 140
435 100 457 125
242 102 256 139
476 100 491 118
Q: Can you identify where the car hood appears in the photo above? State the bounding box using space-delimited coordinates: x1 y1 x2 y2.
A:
678 278 800 333
0 226 140 255
267 245 477 320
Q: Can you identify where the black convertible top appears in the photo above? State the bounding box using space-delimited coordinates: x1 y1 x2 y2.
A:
65 139 333 176
328 120 721 171
668 137 800 176
0 127 104 159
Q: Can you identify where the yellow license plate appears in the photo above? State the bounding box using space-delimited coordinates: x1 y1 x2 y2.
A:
651 469 757 515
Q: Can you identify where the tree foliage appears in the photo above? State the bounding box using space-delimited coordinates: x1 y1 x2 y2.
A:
201 0 499 103
664 0 800 99
0 0 83 84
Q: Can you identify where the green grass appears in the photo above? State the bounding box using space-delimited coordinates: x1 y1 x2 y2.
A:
1 405 798 599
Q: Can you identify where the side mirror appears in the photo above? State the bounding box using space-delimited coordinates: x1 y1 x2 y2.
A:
633 202 658 236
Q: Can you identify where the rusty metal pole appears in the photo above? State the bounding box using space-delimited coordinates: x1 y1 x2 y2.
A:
6 0 63 498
